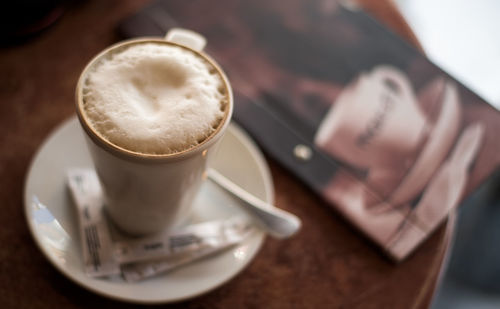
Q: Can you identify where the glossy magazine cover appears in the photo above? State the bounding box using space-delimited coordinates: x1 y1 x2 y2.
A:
119 0 500 260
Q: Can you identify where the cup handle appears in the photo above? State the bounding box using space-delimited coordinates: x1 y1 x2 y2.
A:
165 28 207 52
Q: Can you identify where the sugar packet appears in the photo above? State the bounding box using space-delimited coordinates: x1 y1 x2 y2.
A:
67 169 120 277
67 168 255 280
120 216 254 281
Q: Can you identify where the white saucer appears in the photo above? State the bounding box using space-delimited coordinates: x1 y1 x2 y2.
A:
24 117 274 304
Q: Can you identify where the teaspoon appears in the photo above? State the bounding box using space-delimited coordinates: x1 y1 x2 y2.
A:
207 168 302 239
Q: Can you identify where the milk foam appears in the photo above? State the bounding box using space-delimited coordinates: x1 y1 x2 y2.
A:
82 43 226 155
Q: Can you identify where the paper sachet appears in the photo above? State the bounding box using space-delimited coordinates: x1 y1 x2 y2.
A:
67 168 254 280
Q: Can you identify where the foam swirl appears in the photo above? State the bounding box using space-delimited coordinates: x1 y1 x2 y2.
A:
82 43 226 155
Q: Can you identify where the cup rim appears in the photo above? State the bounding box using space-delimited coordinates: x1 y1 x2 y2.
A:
75 37 233 163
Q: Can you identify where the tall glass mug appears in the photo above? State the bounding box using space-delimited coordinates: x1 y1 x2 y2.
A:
75 29 233 235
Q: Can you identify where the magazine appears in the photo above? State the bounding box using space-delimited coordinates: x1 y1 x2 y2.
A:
119 0 500 260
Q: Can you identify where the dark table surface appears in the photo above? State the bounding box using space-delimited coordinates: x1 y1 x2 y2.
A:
0 0 452 308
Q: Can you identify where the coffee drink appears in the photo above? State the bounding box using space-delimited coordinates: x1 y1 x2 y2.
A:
75 29 233 235
80 42 228 155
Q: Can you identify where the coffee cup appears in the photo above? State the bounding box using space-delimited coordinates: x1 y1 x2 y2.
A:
315 65 427 173
75 28 233 235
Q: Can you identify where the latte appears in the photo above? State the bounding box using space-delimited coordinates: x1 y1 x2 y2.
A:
81 42 228 155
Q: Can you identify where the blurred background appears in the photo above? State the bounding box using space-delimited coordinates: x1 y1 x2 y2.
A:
394 1 500 307
395 0 500 110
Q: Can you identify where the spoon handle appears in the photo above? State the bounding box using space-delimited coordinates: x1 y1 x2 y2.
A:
207 168 301 239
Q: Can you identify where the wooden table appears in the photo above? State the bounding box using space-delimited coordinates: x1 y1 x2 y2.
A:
0 0 452 308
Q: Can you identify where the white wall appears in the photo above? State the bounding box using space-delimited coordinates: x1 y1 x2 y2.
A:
394 0 500 109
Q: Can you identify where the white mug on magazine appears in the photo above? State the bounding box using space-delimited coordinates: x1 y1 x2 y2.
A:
315 65 428 174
